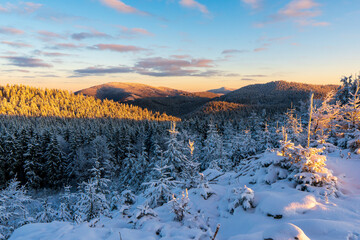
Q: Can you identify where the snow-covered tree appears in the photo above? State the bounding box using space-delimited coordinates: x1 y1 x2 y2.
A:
36 199 56 223
201 122 223 170
0 179 32 239
170 189 191 222
196 173 215 200
75 178 110 222
164 122 197 181
143 164 178 208
57 186 74 222
228 185 255 214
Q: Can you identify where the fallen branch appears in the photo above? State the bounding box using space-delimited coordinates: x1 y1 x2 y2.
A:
211 224 221 240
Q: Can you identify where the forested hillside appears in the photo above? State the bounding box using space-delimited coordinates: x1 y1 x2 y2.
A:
0 85 179 121
220 80 338 109
76 82 221 117
75 81 337 117
75 82 188 102
2 76 360 240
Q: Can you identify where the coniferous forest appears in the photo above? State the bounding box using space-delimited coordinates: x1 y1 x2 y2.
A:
1 76 360 239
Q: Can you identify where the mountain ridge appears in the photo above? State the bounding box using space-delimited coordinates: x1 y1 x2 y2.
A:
76 81 339 117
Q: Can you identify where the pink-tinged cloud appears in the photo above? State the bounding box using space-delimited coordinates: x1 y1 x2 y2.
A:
280 0 319 18
23 2 42 13
259 0 329 27
117 26 154 38
74 66 133 75
91 44 147 52
179 0 209 14
170 55 191 59
0 27 24 35
222 49 246 54
38 30 64 39
191 59 214 67
33 50 71 57
73 56 230 77
133 57 217 76
71 30 111 40
43 52 71 57
1 41 32 48
254 47 267 52
0 2 42 14
241 0 262 9
53 43 84 49
2 56 52 68
99 0 148 15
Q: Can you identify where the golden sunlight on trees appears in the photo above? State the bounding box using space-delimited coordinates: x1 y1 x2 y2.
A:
0 85 179 121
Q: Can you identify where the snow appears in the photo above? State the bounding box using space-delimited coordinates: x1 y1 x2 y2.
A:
9 149 360 240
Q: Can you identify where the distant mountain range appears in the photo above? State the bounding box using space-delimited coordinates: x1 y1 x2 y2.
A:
219 81 338 106
76 81 339 117
207 87 236 95
76 82 221 116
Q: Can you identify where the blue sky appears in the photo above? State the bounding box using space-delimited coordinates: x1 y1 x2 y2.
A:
0 0 359 91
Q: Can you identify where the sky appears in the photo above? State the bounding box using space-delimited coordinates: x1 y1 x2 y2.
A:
0 0 359 92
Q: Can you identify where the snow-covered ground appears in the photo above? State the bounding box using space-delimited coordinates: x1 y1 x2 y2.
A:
9 150 360 240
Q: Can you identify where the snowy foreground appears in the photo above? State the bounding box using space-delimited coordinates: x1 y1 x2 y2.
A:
10 150 360 240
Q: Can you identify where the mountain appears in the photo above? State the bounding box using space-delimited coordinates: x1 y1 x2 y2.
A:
76 82 221 117
0 84 179 121
219 81 338 108
207 87 236 95
75 82 188 102
75 81 338 118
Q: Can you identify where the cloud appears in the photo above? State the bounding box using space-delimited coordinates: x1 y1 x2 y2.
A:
52 43 84 49
0 2 42 14
221 49 246 54
241 0 262 9
243 74 267 77
36 10 82 23
117 26 154 38
73 56 235 77
0 27 24 35
3 69 31 73
2 56 52 68
33 50 71 57
1 41 32 48
253 47 267 52
135 57 214 69
38 30 65 40
170 55 192 59
99 0 148 15
38 74 59 78
179 0 209 15
71 29 111 40
258 0 329 27
74 66 133 75
90 44 147 52
134 57 216 77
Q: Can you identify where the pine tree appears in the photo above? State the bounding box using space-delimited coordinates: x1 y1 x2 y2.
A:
23 135 42 188
143 164 178 208
75 178 110 222
36 199 56 223
57 186 74 222
164 122 196 181
201 122 223 170
0 179 32 239
44 134 66 188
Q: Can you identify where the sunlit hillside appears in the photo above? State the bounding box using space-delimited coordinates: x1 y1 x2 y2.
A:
0 85 179 121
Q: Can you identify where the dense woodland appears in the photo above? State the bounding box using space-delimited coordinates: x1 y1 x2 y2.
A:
0 76 360 239
0 85 178 121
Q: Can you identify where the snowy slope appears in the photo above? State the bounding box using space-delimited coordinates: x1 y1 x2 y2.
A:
9 150 360 240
